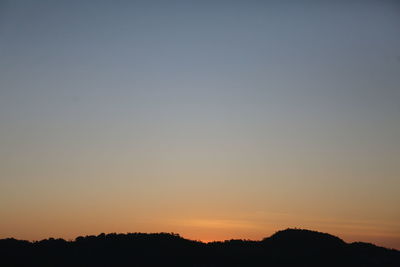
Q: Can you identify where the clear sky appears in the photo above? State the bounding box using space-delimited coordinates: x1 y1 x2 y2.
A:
1 0 399 249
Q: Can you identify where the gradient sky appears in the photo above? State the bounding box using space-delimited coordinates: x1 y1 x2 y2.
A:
1 0 400 249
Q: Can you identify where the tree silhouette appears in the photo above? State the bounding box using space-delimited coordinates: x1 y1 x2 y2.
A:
0 229 399 266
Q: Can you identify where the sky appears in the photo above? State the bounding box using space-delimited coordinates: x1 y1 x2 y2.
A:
0 0 399 249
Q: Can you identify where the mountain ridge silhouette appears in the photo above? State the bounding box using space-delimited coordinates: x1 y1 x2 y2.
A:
1 228 399 266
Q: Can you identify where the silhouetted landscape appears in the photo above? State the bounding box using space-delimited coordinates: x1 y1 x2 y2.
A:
1 229 399 266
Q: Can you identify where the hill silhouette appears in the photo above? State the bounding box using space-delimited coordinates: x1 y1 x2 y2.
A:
1 229 399 266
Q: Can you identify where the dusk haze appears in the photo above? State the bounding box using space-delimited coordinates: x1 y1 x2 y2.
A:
0 1 399 261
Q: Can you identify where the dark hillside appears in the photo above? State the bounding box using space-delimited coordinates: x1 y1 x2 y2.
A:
1 229 399 266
